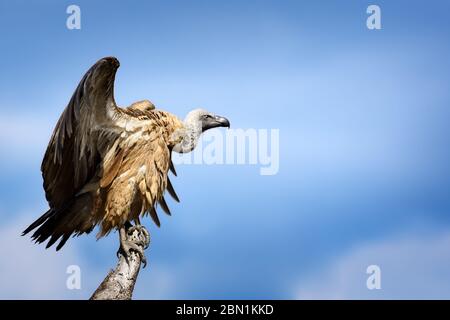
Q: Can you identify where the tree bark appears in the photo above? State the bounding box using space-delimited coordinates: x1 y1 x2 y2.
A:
90 227 150 300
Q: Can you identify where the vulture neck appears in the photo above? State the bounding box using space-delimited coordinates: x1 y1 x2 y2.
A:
171 120 202 154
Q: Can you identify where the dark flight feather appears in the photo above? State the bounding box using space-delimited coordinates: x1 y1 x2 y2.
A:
166 178 180 202
158 196 171 216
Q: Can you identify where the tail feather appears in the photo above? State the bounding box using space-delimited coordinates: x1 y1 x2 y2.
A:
22 208 55 236
56 234 71 251
22 194 95 250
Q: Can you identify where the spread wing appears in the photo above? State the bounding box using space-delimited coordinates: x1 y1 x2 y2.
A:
42 57 121 209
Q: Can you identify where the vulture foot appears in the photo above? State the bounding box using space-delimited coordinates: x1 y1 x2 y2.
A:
128 225 150 249
117 224 150 268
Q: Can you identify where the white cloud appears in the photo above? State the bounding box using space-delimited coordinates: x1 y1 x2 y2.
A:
294 228 450 299
0 214 93 299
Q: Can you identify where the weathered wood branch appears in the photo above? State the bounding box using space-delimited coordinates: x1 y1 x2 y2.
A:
90 227 150 300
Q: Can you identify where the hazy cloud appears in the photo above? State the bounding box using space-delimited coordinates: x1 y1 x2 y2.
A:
295 228 450 299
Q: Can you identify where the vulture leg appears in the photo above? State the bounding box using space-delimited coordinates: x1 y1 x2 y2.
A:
117 222 150 268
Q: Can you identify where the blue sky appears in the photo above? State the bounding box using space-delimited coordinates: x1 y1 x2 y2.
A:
1 0 450 299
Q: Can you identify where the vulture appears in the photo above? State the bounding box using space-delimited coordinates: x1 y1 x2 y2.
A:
23 57 230 262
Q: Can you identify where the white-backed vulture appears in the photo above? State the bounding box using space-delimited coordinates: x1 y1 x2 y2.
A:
22 57 230 262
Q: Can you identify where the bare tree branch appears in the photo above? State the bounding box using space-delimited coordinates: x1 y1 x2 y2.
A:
90 227 150 300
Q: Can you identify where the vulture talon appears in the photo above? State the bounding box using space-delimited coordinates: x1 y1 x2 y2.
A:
127 225 150 249
119 239 147 267
118 225 149 268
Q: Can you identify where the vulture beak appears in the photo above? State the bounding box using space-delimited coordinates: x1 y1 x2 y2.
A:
202 114 230 131
214 115 230 129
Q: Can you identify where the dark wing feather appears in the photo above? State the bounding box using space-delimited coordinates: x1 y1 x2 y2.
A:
42 57 120 209
158 196 171 216
148 207 161 227
169 157 177 176
23 57 121 249
166 177 180 202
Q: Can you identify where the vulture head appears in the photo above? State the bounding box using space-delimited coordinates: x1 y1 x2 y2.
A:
172 108 230 153
187 108 230 132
